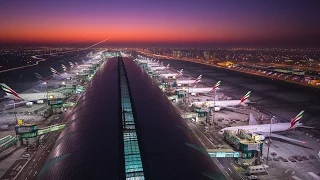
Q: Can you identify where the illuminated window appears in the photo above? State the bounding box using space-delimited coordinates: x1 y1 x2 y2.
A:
119 59 145 180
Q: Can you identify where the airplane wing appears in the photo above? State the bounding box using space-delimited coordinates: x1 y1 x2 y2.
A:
4 100 27 107
298 125 314 129
249 113 258 125
258 132 306 144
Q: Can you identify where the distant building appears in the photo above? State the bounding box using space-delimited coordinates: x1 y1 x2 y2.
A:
204 51 210 61
172 50 183 58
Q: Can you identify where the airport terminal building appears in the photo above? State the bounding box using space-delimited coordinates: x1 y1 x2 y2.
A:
37 57 226 180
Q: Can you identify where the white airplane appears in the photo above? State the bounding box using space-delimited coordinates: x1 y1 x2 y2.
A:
148 63 161 68
176 81 221 95
218 111 311 143
176 74 202 86
191 91 251 111
0 83 65 102
150 63 170 71
159 69 183 79
50 67 76 80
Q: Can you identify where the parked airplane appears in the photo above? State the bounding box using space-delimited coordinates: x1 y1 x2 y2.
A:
150 63 170 71
50 67 76 79
176 81 221 95
0 83 65 101
176 74 202 86
159 69 183 78
50 67 62 76
218 111 311 143
191 91 251 111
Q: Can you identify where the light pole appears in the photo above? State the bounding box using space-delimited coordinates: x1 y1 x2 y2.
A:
266 116 275 165
212 88 216 126
211 81 220 127
13 100 17 124
44 82 48 102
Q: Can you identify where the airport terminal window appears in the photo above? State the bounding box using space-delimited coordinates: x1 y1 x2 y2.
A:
119 59 145 180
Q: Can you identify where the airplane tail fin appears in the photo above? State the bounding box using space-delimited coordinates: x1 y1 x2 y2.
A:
61 64 67 71
69 62 74 67
166 63 170 68
240 91 251 104
177 69 183 77
212 80 221 91
50 67 61 76
249 113 258 125
289 110 305 129
194 74 202 83
0 83 23 100
34 73 47 83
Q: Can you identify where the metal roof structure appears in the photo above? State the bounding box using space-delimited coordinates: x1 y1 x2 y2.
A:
38 56 226 180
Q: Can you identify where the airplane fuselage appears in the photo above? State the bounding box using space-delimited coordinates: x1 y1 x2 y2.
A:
176 87 212 94
159 73 179 78
4 92 65 101
219 123 303 134
151 67 166 71
192 99 248 108
176 80 200 85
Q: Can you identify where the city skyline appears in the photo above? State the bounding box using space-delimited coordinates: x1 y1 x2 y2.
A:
1 0 320 48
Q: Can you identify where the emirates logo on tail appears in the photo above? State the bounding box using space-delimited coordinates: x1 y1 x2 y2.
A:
289 110 304 129
0 83 23 100
194 74 202 84
240 91 251 104
177 69 183 77
212 81 221 91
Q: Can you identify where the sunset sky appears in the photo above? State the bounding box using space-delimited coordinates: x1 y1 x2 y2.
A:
1 0 320 47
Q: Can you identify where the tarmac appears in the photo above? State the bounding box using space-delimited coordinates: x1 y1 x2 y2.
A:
160 60 320 180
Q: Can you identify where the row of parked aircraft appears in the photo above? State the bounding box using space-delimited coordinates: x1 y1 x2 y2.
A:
1 57 103 104
138 57 312 144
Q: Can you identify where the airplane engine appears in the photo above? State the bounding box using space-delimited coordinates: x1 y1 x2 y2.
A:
259 135 266 140
213 107 221 111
